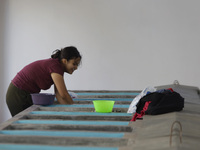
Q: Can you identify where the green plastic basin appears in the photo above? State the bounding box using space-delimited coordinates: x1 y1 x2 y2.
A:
93 100 115 113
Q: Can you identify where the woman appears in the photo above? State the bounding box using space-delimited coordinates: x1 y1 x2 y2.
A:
6 46 82 116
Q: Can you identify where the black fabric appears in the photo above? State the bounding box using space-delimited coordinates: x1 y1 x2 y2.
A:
136 90 184 115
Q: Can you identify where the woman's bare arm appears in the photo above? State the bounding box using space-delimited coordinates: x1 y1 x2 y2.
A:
51 73 74 104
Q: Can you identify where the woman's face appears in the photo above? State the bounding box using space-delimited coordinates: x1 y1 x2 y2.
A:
63 57 81 74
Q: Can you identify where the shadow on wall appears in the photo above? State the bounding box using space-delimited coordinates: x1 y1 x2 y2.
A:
0 0 10 124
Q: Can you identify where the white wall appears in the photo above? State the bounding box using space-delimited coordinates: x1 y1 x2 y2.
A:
1 0 200 123
0 0 8 123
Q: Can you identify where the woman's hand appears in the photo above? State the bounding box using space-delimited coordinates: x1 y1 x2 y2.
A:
51 73 74 104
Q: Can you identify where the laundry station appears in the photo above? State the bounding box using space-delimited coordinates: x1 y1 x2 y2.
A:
0 82 200 150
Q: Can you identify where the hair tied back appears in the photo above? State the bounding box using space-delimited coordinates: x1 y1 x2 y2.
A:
51 49 61 59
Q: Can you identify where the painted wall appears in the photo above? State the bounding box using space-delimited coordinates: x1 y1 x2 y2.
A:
0 0 7 123
1 0 200 123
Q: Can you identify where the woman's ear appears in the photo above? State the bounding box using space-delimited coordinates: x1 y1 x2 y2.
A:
61 58 67 64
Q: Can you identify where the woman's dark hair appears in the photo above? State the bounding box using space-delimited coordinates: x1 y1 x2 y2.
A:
51 46 82 62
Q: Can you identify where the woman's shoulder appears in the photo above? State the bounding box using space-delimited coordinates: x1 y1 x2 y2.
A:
37 58 60 65
26 58 61 70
